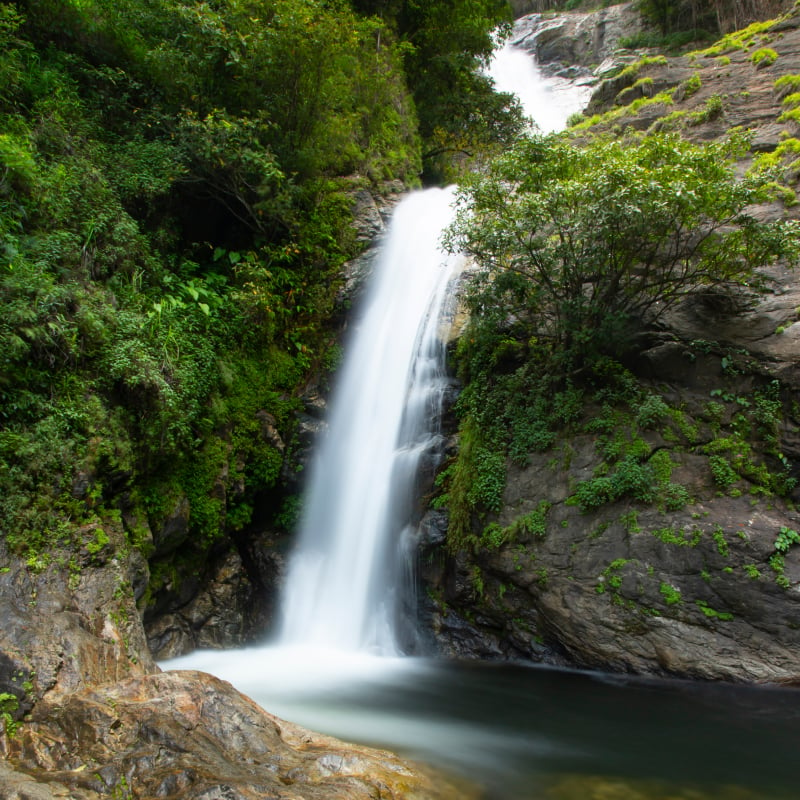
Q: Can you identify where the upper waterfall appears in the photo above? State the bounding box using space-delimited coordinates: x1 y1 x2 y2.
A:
486 39 593 133
274 36 591 656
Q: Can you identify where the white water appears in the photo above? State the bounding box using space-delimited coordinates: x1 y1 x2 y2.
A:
273 42 593 655
486 40 593 133
277 186 463 653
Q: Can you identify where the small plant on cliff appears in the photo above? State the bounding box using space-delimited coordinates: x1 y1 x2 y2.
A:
695 600 734 621
775 525 800 554
660 582 683 606
751 47 778 67
0 693 20 738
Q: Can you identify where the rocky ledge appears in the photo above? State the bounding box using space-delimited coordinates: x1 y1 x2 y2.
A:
2 670 473 800
0 523 471 798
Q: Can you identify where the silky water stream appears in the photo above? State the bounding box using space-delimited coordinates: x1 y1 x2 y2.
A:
165 41 800 800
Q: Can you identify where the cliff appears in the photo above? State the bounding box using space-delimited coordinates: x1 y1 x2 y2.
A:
420 3 800 684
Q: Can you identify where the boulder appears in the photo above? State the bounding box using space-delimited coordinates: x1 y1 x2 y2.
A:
512 3 643 72
4 670 477 800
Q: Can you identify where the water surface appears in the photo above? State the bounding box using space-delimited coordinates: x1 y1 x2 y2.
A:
168 647 800 799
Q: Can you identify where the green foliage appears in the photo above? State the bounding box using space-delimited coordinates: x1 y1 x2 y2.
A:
449 131 800 376
709 455 740 489
436 418 507 552
620 29 711 51
651 525 703 547
769 527 799 587
659 582 682 606
507 501 551 540
695 600 733 621
572 457 654 511
596 558 632 595
638 0 716 35
691 16 778 57
4 0 516 568
635 394 670 428
385 0 522 178
682 72 703 97
571 447 688 513
480 500 550 551
751 47 778 66
743 563 761 579
775 75 800 102
0 692 20 737
712 525 730 557
774 526 800 554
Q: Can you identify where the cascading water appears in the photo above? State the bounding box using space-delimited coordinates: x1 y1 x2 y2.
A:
486 40 593 133
163 35 800 800
274 37 591 656
165 33 705 800
277 187 463 654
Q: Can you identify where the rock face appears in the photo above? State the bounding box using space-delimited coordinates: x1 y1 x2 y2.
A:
3 670 475 800
510 3 643 78
420 6 800 683
422 432 800 682
0 521 154 715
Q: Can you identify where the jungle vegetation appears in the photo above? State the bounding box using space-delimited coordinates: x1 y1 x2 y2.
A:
439 130 800 546
0 0 521 577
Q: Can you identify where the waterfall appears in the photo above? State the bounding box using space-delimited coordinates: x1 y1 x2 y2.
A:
166 32 591 672
274 37 593 657
277 186 463 654
486 40 593 133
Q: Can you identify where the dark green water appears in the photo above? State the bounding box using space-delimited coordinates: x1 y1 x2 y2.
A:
169 647 800 799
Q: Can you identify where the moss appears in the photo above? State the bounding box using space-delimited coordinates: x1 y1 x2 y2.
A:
691 19 779 58
438 418 507 553
751 47 778 67
774 74 800 98
695 600 734 621
481 500 551 551
712 525 730 557
681 72 702 98
651 525 703 547
179 436 229 545
659 582 682 606
596 558 632 595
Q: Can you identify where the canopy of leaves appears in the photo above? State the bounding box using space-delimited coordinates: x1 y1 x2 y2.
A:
353 0 525 179
449 131 800 377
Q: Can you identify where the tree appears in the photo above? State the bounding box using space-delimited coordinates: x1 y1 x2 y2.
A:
448 131 800 375
350 0 524 179
637 0 793 35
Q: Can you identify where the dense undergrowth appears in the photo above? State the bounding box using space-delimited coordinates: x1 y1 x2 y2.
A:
0 0 521 595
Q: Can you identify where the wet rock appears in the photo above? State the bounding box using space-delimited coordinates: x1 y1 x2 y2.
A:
0 522 154 711
5 671 477 800
418 509 449 550
255 410 285 453
512 3 642 73
423 434 800 681
350 189 384 243
145 548 259 660
151 495 191 558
